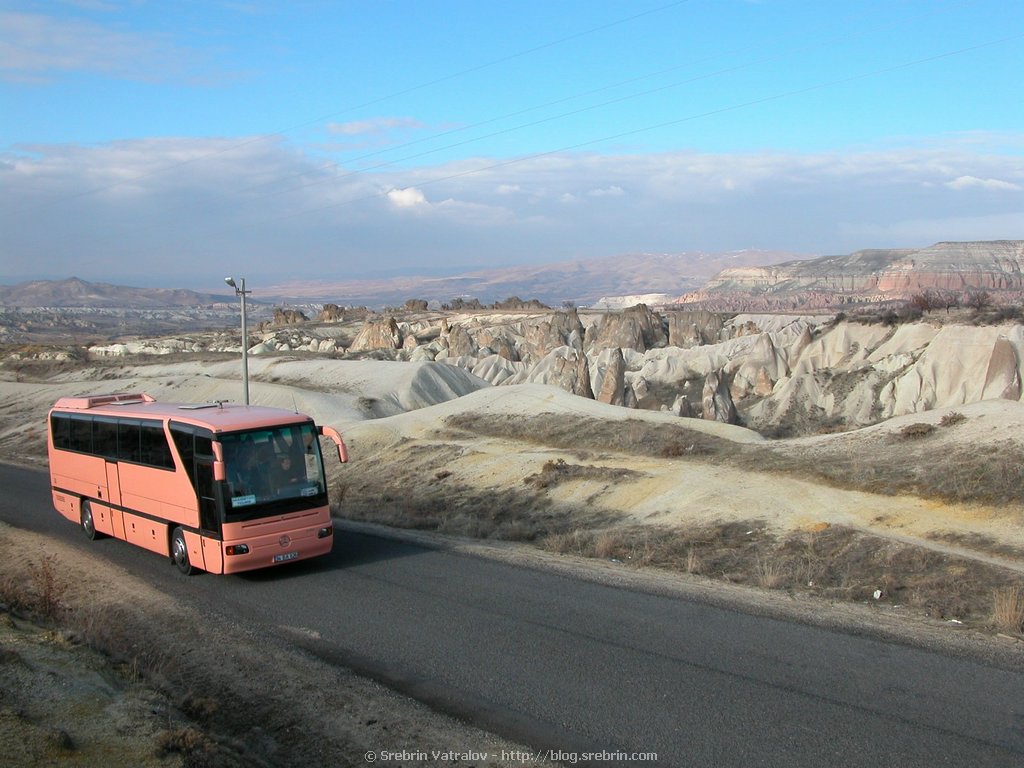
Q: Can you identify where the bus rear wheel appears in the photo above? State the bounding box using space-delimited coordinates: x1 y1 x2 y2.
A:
81 500 103 540
171 527 195 576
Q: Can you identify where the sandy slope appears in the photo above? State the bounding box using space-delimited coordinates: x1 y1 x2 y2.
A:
340 385 1024 568
3 358 1024 571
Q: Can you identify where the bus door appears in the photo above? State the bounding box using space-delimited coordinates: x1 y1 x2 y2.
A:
170 423 224 573
103 460 126 539
196 455 224 574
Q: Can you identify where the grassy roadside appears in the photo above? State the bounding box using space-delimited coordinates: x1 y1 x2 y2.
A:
0 524 545 768
0 530 274 767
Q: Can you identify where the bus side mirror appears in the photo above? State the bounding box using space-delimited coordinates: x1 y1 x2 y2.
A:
212 443 226 481
317 425 349 464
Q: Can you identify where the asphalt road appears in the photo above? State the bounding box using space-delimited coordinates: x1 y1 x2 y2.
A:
3 462 1024 767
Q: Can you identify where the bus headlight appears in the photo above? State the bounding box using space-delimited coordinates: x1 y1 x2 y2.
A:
317 525 333 539
225 544 250 555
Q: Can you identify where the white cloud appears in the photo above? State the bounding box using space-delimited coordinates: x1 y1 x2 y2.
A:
945 175 1022 192
0 11 204 83
3 137 1023 284
387 186 428 208
327 117 425 137
587 185 624 197
843 212 1024 245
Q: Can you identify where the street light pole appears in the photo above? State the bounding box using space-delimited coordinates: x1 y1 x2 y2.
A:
224 276 251 405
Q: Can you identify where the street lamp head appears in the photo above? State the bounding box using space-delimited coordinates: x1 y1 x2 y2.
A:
224 277 236 289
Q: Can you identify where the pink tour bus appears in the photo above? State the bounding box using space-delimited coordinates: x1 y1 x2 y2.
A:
47 392 348 575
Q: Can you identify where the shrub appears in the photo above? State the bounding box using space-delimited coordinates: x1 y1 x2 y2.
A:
939 411 967 427
0 554 71 621
992 585 1024 634
899 422 935 439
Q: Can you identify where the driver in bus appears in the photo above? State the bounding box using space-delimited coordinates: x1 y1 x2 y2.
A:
226 440 260 497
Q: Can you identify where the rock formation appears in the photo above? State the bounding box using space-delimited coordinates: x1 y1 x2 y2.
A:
316 303 345 322
666 309 724 348
702 372 738 423
526 347 595 399
586 304 667 353
442 323 477 359
523 309 585 362
595 348 627 407
349 316 402 352
74 294 1024 438
271 308 309 326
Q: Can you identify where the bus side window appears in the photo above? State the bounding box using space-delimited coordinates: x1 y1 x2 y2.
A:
140 424 174 469
50 414 71 450
118 421 142 463
171 427 196 485
69 416 92 453
93 418 118 460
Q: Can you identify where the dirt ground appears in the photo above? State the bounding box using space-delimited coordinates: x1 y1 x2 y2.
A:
0 523 557 768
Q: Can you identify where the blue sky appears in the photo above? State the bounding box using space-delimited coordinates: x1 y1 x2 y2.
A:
1 0 1022 288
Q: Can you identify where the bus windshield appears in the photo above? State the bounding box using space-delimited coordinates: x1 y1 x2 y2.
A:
220 423 326 516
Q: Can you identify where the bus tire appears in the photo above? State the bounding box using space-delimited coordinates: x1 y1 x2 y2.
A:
80 500 104 540
171 527 195 576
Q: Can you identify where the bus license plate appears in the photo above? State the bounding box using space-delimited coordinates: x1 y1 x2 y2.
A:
273 552 299 563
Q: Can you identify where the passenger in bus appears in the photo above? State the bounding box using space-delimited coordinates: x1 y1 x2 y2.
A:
276 452 301 485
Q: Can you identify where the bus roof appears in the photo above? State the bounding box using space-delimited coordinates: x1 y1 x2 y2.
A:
50 392 314 433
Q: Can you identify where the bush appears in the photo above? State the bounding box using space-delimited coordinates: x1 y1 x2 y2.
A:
939 411 967 427
992 585 1024 634
899 422 935 439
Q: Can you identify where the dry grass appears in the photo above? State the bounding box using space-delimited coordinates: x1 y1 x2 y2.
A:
155 725 245 768
755 557 786 589
523 458 639 490
940 411 967 427
540 521 774 583
899 422 936 439
0 553 70 621
0 538 305 767
443 412 731 461
992 586 1024 634
336 441 623 541
537 521 1024 626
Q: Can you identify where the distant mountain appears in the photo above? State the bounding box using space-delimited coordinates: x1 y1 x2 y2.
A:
262 250 805 307
0 278 229 308
679 241 1024 310
0 250 806 310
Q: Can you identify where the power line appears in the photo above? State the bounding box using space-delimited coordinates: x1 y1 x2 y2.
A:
202 1 978 202
42 26 1018 262
235 32 1024 228
2 0 692 219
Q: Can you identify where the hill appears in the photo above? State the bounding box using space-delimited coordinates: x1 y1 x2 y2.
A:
0 277 227 309
1 250 803 312
680 241 1024 310
260 249 803 307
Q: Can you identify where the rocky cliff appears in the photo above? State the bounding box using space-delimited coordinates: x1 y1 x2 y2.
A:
680 241 1024 309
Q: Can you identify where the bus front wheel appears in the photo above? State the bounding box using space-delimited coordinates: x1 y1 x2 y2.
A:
171 527 195 576
81 500 103 540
